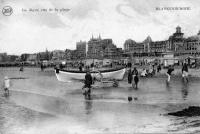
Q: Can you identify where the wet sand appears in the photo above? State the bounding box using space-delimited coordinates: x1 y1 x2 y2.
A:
1 67 200 133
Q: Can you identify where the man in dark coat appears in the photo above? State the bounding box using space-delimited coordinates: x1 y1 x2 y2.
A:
83 71 93 96
128 68 133 84
132 67 139 89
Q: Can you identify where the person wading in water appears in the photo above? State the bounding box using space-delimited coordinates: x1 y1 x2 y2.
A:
166 65 174 83
182 63 189 82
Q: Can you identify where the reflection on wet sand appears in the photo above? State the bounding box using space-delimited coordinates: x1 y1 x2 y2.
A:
9 90 69 116
84 99 93 115
181 81 189 100
1 68 200 133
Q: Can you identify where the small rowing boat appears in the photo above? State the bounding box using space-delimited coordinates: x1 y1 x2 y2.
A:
55 68 126 82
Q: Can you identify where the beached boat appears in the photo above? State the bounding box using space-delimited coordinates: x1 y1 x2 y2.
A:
55 68 126 82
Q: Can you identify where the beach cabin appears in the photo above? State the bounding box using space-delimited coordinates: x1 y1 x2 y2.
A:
163 52 175 67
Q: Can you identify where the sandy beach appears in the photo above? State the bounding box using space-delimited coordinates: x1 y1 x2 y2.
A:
0 67 200 133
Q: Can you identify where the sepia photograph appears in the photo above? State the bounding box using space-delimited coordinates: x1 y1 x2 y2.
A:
1 0 200 133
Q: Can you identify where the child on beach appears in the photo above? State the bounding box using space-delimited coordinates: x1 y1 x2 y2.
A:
2 76 10 96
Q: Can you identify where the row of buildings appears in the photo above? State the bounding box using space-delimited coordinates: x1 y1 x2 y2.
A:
124 26 200 57
75 35 123 59
70 26 200 61
1 26 200 64
0 53 19 62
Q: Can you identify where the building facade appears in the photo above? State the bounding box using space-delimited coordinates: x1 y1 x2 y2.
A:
27 54 37 61
76 41 86 59
124 39 136 52
124 26 200 57
0 53 7 62
182 31 200 56
87 35 122 59
149 40 168 54
52 50 65 60
124 36 152 57
168 26 185 56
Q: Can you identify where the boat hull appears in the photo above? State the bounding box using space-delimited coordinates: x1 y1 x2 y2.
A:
55 68 126 82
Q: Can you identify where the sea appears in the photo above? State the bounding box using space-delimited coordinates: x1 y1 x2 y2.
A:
0 67 200 134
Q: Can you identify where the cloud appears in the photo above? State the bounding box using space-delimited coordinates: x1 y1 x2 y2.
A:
115 0 200 28
116 0 159 17
1 0 200 54
66 0 99 19
25 13 66 28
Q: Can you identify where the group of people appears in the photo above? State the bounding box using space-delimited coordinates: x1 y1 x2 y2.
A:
127 63 159 89
126 62 189 89
3 62 189 98
165 63 189 83
82 62 189 96
139 64 162 77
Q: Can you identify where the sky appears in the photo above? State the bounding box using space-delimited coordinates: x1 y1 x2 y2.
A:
0 0 200 55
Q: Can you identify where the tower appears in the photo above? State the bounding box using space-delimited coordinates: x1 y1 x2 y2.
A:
98 34 101 39
176 26 181 33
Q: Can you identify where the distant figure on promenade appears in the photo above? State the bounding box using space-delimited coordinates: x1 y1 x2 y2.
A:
82 71 93 97
182 63 189 82
90 63 95 71
59 63 64 70
79 63 83 72
141 68 147 77
166 65 174 83
157 64 161 73
127 62 132 68
2 76 10 96
85 65 89 71
91 63 94 68
152 65 156 76
19 64 24 72
148 65 155 77
132 67 139 89
41 63 44 71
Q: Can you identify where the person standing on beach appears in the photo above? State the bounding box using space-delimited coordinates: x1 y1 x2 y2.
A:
41 63 44 71
2 76 10 96
127 68 133 84
79 63 83 72
157 64 161 73
132 67 139 89
166 65 174 83
127 62 132 68
127 61 133 85
83 71 93 97
182 63 189 82
19 63 24 72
